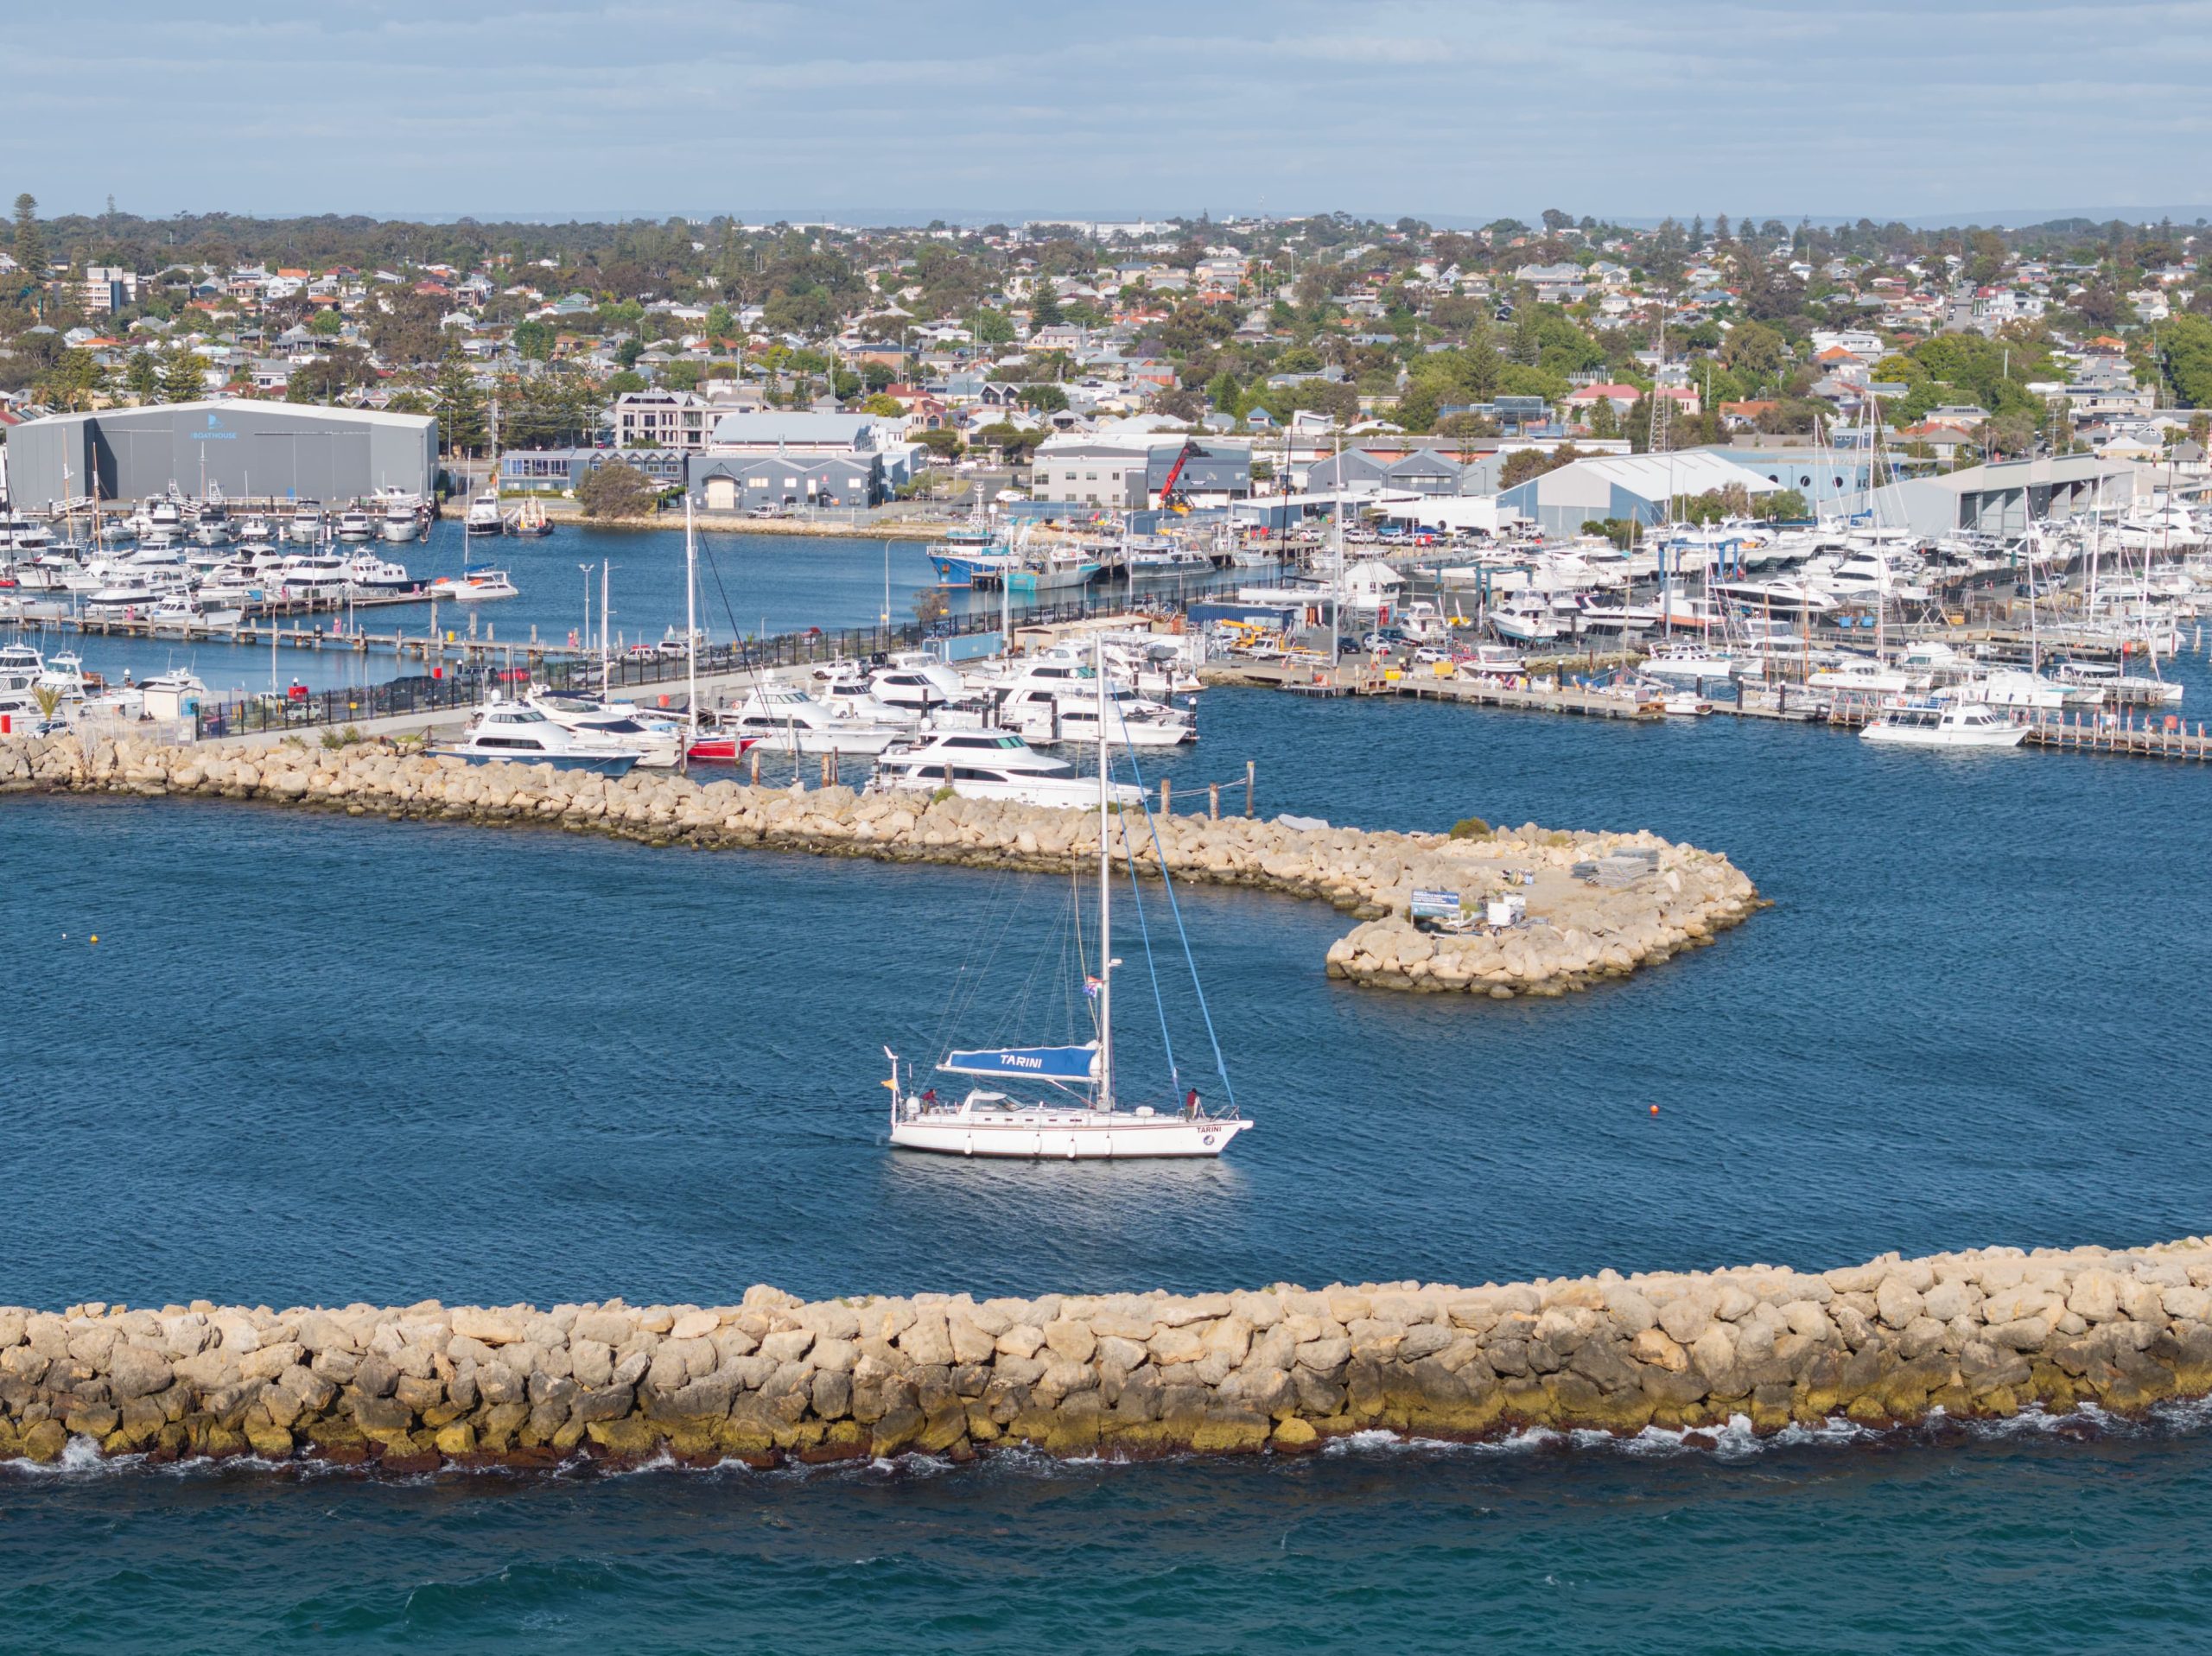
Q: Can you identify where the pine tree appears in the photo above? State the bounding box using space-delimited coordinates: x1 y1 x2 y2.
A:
160 351 208 403
125 351 160 401
11 193 44 281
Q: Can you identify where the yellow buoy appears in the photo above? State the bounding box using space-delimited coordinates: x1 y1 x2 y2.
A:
90 935 99 945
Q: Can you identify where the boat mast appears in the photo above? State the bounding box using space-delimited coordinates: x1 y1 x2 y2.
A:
684 494 699 770
1094 631 1114 1114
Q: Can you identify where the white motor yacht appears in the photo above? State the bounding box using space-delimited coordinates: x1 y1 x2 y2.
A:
1710 577 1836 619
148 593 243 630
869 657 968 714
869 728 1144 809
980 659 1196 747
431 700 643 775
342 554 418 595
334 509 377 543
190 504 236 548
523 688 685 768
287 502 327 544
270 555 352 605
1639 643 1737 683
1861 703 2028 749
1808 656 1921 695
464 491 505 536
84 568 188 613
380 498 423 544
1489 597 1563 644
714 683 907 755
237 514 277 546
1944 669 2078 713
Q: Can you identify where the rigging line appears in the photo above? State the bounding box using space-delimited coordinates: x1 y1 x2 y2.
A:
1115 729 1236 1109
1113 746 1179 1090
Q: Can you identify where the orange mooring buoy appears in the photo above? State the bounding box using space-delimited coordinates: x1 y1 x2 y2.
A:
1649 1104 1659 1117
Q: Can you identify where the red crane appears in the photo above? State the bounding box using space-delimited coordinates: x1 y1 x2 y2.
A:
1155 439 1201 513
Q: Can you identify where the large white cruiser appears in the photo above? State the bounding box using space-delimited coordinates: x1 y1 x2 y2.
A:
869 726 1143 809
716 683 907 755
884 637 1252 1160
432 700 643 774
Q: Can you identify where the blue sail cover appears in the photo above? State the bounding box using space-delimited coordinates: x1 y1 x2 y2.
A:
938 1044 1099 1082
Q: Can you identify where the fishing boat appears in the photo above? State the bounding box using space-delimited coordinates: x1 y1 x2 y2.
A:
882 638 1253 1160
1860 702 2027 749
509 497 554 537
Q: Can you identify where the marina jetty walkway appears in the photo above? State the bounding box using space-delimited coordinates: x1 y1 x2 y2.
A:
0 732 1760 1000
8 1237 2211 1469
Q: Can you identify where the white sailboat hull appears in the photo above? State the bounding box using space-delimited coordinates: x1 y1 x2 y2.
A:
889 1108 1253 1159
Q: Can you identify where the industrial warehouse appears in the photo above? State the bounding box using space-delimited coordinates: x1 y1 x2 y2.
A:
2 402 437 510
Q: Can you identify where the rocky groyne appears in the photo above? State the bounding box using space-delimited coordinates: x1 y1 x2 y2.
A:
8 1240 2212 1470
1 733 1761 999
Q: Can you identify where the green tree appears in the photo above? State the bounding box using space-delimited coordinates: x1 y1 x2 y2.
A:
1761 487 1808 522
577 459 657 519
512 318 555 360
703 302 736 339
307 308 343 337
38 347 105 411
973 308 1015 345
1018 383 1068 412
124 350 160 401
11 193 44 282
614 337 645 369
605 369 647 396
916 427 963 460
159 350 208 403
1720 320 1784 388
1499 444 1587 489
434 356 487 454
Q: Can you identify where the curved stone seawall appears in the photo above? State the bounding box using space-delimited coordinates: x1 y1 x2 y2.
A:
1 733 1761 999
7 1240 2212 1471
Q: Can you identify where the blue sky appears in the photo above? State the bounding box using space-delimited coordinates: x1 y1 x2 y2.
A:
14 1 2212 223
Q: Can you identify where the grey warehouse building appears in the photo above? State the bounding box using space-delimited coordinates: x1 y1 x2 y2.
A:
3 402 438 510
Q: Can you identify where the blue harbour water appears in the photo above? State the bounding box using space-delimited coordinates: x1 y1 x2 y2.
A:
3 521 1258 697
8 554 2212 1651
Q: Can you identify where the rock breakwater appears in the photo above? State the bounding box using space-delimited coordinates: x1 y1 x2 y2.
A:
1 733 1760 999
9 1239 2212 1471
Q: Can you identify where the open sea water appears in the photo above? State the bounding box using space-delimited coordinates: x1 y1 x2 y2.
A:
7 579 2212 1650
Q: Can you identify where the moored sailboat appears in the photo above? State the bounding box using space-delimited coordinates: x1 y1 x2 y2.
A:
883 638 1252 1160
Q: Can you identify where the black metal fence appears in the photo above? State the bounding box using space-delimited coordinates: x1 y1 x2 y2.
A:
190 593 1180 739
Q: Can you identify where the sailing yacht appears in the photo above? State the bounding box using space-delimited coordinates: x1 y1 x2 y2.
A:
883 638 1253 1160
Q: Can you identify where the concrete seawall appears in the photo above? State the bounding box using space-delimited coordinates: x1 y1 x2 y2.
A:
9 1240 2212 1470
1 733 1763 999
